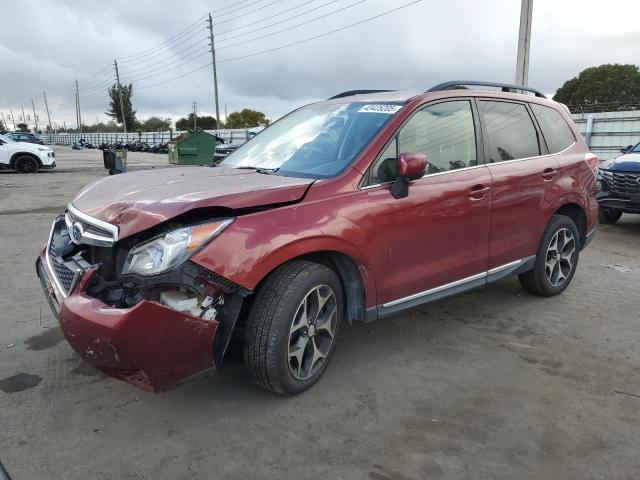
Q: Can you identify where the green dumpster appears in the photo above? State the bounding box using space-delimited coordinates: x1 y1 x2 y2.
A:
168 130 217 166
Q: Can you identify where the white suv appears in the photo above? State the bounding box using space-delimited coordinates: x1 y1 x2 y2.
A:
0 133 56 173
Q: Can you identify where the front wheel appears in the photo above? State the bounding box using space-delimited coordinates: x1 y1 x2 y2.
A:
244 260 343 395
15 156 39 173
599 208 622 225
518 215 580 297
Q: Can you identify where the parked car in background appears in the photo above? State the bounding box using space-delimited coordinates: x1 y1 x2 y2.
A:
597 141 640 223
0 134 55 172
37 81 597 396
212 129 260 164
5 132 46 145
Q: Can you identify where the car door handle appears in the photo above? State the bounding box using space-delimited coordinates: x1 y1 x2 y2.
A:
542 168 558 181
468 185 491 201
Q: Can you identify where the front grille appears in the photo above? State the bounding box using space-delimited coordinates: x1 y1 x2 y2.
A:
65 204 118 246
47 219 78 295
601 170 640 195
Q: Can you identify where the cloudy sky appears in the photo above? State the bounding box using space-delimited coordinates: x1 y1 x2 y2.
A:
1 0 639 129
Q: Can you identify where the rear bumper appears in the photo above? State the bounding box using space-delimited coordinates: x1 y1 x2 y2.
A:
36 253 220 393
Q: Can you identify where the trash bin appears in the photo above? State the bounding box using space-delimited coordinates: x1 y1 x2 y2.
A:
103 149 127 175
168 130 217 166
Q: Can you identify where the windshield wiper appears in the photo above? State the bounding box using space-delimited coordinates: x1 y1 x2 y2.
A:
235 166 280 175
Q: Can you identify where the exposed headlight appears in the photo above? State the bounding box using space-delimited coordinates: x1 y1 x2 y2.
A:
122 219 233 276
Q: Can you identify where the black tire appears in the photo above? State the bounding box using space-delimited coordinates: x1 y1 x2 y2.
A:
14 155 39 173
599 208 622 225
518 214 580 297
244 260 343 395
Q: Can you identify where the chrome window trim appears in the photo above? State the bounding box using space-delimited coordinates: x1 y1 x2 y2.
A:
361 164 487 190
382 258 531 309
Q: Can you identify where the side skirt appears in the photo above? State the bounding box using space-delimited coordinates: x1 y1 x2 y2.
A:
365 256 536 321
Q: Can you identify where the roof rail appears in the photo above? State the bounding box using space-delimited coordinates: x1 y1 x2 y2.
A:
328 90 395 100
427 81 546 98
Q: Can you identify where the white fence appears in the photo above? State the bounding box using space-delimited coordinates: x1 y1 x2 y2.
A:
572 110 640 161
40 128 260 146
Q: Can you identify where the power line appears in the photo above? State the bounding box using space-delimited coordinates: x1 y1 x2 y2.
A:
218 0 425 63
119 42 208 77
135 62 212 90
217 0 368 50
216 0 317 36
119 27 208 67
118 15 207 62
212 0 285 26
119 49 210 83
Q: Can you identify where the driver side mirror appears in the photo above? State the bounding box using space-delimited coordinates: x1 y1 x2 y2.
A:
390 152 427 199
621 145 633 154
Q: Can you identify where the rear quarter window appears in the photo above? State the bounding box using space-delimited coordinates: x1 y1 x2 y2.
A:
531 104 576 153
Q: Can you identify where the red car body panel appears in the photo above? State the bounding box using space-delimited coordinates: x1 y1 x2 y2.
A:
57 270 218 392
37 88 598 392
72 166 314 239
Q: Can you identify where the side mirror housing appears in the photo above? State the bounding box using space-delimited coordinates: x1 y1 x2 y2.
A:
621 145 634 153
391 152 427 199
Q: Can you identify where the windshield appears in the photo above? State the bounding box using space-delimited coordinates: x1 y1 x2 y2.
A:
221 102 402 179
0 134 16 143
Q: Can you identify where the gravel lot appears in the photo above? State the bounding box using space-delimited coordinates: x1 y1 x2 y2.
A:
1 146 639 479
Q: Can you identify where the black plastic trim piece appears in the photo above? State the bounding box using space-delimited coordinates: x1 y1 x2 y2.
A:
328 90 396 100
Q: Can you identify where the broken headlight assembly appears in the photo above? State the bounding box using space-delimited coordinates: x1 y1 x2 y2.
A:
122 219 233 276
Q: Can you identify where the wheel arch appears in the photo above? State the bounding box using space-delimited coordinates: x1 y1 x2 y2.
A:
240 249 370 327
554 203 587 248
11 152 42 169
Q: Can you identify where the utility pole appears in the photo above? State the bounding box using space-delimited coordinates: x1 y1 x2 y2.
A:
207 13 221 131
225 103 228 125
515 0 533 86
75 80 83 133
31 99 38 132
43 91 52 133
192 101 197 130
114 60 128 133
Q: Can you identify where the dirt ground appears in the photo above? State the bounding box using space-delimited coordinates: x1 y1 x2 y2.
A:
1 146 639 479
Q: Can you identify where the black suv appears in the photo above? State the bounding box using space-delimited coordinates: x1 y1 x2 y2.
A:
598 142 640 223
6 132 45 145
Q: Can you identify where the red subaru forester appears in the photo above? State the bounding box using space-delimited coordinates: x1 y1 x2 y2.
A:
37 81 599 395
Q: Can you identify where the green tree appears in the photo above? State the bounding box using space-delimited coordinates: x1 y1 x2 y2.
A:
553 64 640 112
105 83 137 128
141 116 171 131
16 123 29 132
0 118 6 132
175 113 218 131
225 109 270 129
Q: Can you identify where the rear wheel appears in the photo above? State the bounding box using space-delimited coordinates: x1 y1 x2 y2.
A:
244 260 343 395
599 208 622 225
15 155 39 173
518 215 580 297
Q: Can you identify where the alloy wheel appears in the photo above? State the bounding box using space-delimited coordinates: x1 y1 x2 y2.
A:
287 284 338 380
545 228 576 287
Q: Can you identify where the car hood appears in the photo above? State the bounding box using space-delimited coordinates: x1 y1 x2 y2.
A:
71 167 314 239
603 153 640 172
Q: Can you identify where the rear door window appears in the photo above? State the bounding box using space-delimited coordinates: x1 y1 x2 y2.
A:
479 101 540 162
530 104 576 153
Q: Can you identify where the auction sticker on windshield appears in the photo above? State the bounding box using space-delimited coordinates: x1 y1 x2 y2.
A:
357 104 403 114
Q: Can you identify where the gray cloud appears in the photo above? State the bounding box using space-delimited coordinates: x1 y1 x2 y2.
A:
1 0 638 128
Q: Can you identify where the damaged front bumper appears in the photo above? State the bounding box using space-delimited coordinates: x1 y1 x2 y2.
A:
36 215 245 392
